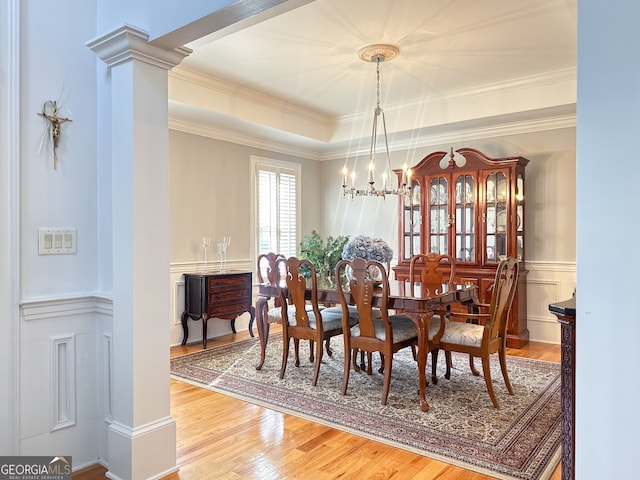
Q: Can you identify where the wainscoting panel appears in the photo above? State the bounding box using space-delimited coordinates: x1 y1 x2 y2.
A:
49 334 76 431
19 295 111 468
525 261 576 344
102 332 113 423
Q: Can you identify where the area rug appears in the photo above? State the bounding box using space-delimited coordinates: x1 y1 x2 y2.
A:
170 334 561 480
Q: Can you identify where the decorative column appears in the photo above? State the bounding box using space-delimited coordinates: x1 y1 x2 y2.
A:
549 296 576 480
87 26 190 480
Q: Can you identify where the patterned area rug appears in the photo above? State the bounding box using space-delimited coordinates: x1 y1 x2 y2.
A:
170 334 561 480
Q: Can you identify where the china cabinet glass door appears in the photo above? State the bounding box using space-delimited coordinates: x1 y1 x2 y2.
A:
402 178 422 260
516 173 525 260
484 171 508 263
455 173 475 262
429 176 449 255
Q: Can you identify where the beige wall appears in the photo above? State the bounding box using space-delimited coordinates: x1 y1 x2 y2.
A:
168 130 326 344
169 130 324 264
169 126 576 345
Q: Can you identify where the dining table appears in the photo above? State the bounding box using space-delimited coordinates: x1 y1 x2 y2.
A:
254 281 478 412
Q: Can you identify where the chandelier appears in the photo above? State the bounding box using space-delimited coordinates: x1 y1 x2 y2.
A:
342 44 411 199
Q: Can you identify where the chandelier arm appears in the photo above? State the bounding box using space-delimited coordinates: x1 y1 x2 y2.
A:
369 108 378 165
380 108 393 191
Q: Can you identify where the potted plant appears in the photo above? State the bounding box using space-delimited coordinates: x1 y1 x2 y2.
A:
299 230 350 287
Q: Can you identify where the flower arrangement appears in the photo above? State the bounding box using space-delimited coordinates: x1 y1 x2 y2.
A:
341 235 393 264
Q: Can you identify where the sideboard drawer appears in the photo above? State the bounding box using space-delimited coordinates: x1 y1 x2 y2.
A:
208 274 250 291
209 288 251 304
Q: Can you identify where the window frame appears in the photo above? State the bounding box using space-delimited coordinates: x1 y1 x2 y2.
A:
250 156 301 260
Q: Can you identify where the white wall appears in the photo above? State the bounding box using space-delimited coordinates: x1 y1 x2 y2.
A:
3 0 104 469
0 0 19 456
576 2 640 478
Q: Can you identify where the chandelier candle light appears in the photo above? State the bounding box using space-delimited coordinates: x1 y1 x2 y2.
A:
342 44 411 199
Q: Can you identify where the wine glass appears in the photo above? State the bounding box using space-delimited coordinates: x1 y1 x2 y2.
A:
202 237 211 270
221 236 231 272
217 243 224 273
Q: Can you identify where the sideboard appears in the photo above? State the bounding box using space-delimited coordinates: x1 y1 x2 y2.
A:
181 271 255 349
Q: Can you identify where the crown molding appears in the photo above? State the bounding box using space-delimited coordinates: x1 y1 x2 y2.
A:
325 108 576 160
168 116 324 160
87 24 191 70
170 106 575 161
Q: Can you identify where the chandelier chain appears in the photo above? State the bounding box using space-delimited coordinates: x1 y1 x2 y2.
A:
376 58 381 111
341 45 410 199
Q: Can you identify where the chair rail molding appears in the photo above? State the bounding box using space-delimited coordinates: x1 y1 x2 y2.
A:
21 294 113 321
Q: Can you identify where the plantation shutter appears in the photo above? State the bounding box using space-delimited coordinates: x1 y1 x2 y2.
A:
256 162 298 258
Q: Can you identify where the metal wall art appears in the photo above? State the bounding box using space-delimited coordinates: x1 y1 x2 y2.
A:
38 100 72 170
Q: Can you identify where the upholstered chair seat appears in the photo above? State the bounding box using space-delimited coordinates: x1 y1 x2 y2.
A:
349 315 418 343
438 321 484 347
266 304 320 323
285 308 357 331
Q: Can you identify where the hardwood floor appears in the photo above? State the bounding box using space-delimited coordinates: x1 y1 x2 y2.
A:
74 328 562 479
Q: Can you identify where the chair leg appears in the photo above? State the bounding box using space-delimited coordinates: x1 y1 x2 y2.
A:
469 354 480 376
481 355 499 408
381 354 393 405
293 339 300 367
499 347 514 395
353 349 361 372
359 349 365 370
411 344 417 361
325 338 333 356
377 353 384 374
444 350 452 380
308 340 314 362
430 349 439 385
342 345 352 395
312 338 323 386
280 336 289 379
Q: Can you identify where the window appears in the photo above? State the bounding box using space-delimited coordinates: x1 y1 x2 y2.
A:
252 157 300 258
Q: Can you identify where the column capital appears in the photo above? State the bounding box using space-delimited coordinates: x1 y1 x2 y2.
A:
86 24 191 70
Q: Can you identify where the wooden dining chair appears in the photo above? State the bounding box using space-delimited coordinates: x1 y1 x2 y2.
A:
433 257 519 408
408 252 456 297
335 257 419 405
407 252 457 384
277 257 357 386
255 252 286 337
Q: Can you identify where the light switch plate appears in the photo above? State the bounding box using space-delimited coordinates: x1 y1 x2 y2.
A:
39 228 77 255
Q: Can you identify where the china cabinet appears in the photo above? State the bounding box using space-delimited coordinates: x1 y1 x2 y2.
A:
393 147 529 347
